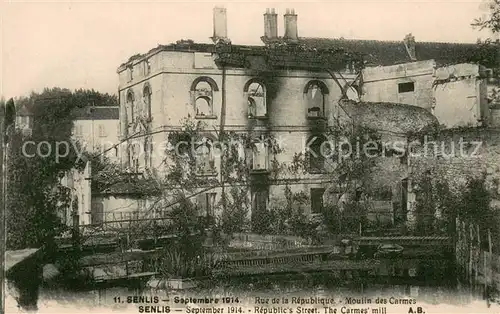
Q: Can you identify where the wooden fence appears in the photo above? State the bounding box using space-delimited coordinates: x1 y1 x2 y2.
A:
81 210 174 233
455 217 498 301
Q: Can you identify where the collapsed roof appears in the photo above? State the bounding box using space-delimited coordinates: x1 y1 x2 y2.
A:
340 99 440 135
118 7 499 72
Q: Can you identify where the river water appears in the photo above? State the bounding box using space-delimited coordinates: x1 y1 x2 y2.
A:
6 255 488 313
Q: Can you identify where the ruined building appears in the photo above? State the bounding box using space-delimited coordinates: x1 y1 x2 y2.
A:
108 7 498 229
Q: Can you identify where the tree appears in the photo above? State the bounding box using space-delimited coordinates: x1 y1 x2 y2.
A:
89 114 389 250
473 0 500 105
6 88 117 249
473 0 500 34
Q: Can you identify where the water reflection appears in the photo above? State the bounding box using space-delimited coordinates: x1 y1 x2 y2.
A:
32 257 473 310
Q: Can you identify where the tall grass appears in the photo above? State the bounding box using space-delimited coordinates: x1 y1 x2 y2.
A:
157 247 221 279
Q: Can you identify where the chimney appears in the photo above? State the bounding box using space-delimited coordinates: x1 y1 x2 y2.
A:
212 6 228 43
264 8 278 40
284 8 298 41
403 33 417 61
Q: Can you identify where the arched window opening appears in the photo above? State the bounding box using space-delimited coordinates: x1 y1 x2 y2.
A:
251 187 269 233
246 81 266 117
143 60 151 76
305 81 328 118
310 188 325 214
193 80 215 117
126 90 135 125
194 137 216 174
195 95 212 116
129 142 140 172
144 137 151 170
143 85 152 121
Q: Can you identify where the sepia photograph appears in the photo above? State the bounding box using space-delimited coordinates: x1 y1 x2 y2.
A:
1 0 500 313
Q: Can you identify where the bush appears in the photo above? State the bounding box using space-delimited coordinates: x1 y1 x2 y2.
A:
286 211 318 240
219 188 250 235
321 203 367 235
251 209 273 234
157 246 219 279
268 205 291 235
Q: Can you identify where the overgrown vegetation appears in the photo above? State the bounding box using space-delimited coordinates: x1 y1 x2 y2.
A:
89 113 391 254
412 167 496 238
6 88 117 250
156 199 219 278
473 0 500 34
473 0 500 104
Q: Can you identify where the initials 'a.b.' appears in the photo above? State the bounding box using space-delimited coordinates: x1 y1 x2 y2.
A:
408 307 424 313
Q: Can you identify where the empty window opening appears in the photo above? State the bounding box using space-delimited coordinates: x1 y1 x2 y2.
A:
194 81 214 116
247 82 266 117
126 91 135 124
144 60 151 76
194 137 216 174
306 81 326 118
398 82 415 93
308 135 328 173
251 141 269 171
311 188 325 214
143 85 152 120
91 202 104 225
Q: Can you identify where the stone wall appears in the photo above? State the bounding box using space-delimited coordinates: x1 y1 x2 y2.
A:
118 49 357 174
361 60 436 110
408 127 500 229
361 61 489 129
433 63 489 128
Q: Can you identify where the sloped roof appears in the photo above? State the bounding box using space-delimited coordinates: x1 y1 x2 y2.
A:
297 38 409 66
72 106 119 120
120 37 499 71
340 100 440 134
297 38 499 68
415 41 498 68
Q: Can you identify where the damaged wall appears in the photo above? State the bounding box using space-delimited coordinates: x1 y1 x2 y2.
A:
433 63 489 128
361 60 490 129
117 47 358 219
117 46 438 225
361 60 436 110
119 48 353 173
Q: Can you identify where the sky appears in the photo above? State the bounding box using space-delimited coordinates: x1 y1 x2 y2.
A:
0 0 496 99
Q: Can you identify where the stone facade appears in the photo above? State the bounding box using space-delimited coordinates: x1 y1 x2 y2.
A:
434 63 489 128
106 7 498 229
361 60 436 110
362 61 491 129
61 106 120 227
72 106 121 162
117 46 356 220
60 161 92 226
407 127 500 230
